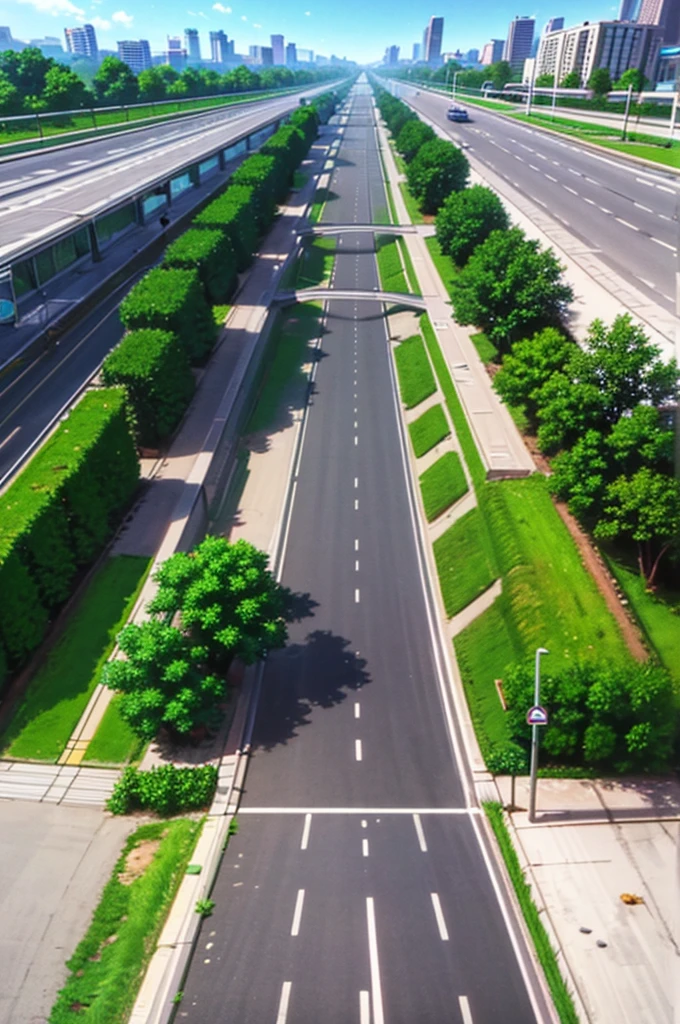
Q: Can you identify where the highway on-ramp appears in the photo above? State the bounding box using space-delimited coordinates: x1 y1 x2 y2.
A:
177 85 551 1024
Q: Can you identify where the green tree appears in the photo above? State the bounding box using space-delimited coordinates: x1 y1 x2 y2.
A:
138 66 168 101
606 405 674 476
560 70 581 88
149 536 289 667
550 429 609 520
93 56 139 105
487 60 513 90
615 68 646 92
396 119 435 162
435 184 509 266
406 138 469 214
535 73 554 87
41 64 91 111
1 47 52 95
594 469 680 587
588 67 612 97
0 70 22 114
449 227 573 349
104 620 225 740
492 326 574 425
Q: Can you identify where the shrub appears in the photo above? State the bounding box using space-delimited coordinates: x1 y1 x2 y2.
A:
406 138 469 215
262 123 308 181
435 185 509 266
101 329 195 446
163 228 237 303
119 267 216 363
107 764 218 815
396 119 436 162
289 104 319 141
194 184 259 271
230 153 281 229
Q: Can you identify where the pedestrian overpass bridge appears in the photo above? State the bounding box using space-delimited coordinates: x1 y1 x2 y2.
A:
274 288 427 310
298 223 417 238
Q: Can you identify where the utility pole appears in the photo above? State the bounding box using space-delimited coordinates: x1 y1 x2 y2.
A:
622 83 633 140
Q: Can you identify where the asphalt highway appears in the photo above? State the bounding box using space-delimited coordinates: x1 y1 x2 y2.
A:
394 82 678 313
178 85 548 1024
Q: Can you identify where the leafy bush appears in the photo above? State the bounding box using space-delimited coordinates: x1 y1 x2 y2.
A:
194 185 259 271
396 119 436 162
0 389 138 665
406 138 469 215
230 153 281 229
101 329 195 447
435 185 509 266
289 104 320 141
107 764 218 815
119 267 216 363
262 123 308 181
493 327 574 428
394 334 436 408
163 228 237 303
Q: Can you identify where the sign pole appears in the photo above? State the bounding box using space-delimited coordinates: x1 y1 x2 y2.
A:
528 647 549 822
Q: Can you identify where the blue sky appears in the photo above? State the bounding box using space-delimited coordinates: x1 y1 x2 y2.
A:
6 0 620 64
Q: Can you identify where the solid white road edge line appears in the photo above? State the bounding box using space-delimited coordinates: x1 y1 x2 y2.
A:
366 898 385 1024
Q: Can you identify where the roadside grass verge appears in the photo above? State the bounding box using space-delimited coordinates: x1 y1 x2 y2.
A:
398 237 420 293
470 331 498 364
605 555 680 687
433 507 498 616
409 404 450 458
212 304 232 329
297 237 336 289
374 204 391 225
83 695 146 766
375 234 409 293
420 451 468 522
424 236 460 296
1 556 152 763
48 819 202 1024
483 802 580 1024
245 303 323 435
394 334 436 408
399 182 425 224
293 170 307 190
420 314 486 488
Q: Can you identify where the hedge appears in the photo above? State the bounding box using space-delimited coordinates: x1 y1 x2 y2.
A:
0 388 139 666
119 267 216 364
262 123 308 182
163 227 237 303
194 184 259 271
230 153 282 229
107 764 218 815
101 329 195 447
289 105 319 143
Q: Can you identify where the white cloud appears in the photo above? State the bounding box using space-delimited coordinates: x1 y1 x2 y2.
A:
252 21 261 28
17 0 85 17
304 9 310 14
212 2 231 10
240 14 247 20
89 14 110 28
111 9 133 26
198 9 208 16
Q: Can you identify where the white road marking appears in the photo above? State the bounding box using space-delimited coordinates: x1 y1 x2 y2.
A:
599 206 612 214
651 237 676 251
355 538 359 551
300 813 312 850
659 213 672 221
583 197 596 205
354 499 359 510
529 165 540 172
355 702 361 718
545 173 557 182
413 813 428 852
360 990 370 1024
355 559 359 571
636 177 655 187
366 899 385 1024
290 890 305 936
563 185 578 195
431 893 449 941
239 807 481 814
657 185 676 194
615 217 640 231
459 995 474 1024
276 982 292 1024
355 587 360 603
354 420 358 428
354 436 358 446
362 838 369 857
355 739 363 760
634 202 653 213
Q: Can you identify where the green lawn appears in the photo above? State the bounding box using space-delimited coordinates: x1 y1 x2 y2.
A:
420 314 487 488
1 556 151 762
297 237 336 288
394 334 436 408
375 235 409 293
470 331 498 364
374 204 391 225
49 819 202 1024
607 557 680 687
399 182 425 224
245 303 323 435
424 236 460 296
409 404 450 458
398 237 420 293
433 506 498 616
420 451 468 522
83 695 146 766
213 304 232 329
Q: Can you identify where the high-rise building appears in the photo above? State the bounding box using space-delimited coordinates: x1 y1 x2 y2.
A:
30 36 64 58
64 23 99 60
638 0 680 43
210 29 233 63
285 41 297 65
480 39 504 64
297 47 314 62
503 16 535 70
117 39 152 73
184 28 201 63
544 17 564 33
466 48 480 63
166 36 186 69
249 44 273 65
271 34 285 64
384 45 400 64
412 42 422 61
423 16 444 64
536 19 661 84
619 0 641 19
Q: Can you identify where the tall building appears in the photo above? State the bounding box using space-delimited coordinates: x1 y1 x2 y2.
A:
536 19 661 84
638 0 680 43
271 34 285 64
423 16 444 64
544 17 564 33
249 45 273 65
210 29 232 63
117 39 152 73
480 39 504 64
503 16 535 70
412 42 422 61
384 45 400 64
166 36 186 69
184 28 201 63
30 36 64 58
285 41 297 65
619 0 640 19
297 47 314 62
466 48 480 63
64 24 99 61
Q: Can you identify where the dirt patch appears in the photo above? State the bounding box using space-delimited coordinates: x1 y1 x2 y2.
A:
118 837 162 885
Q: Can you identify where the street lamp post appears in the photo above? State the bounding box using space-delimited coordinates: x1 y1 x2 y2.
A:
551 33 566 120
621 83 633 141
528 647 549 822
452 70 460 102
526 58 537 117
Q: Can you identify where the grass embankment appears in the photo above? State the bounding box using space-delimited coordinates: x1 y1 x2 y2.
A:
398 238 420 292
606 557 680 687
483 802 580 1024
409 404 450 458
394 334 436 408
434 506 497 616
424 236 460 297
420 451 467 522
375 234 409 293
84 695 146 766
470 331 498 363
2 556 151 763
297 237 336 289
49 819 202 1024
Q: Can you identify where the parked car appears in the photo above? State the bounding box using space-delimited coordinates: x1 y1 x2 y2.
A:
447 105 470 122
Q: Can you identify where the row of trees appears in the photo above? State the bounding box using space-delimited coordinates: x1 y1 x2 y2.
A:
0 46 337 116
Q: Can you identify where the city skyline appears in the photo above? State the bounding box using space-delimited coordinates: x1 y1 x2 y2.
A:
3 0 634 63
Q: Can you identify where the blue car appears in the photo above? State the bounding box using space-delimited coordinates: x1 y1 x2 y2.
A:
447 106 469 122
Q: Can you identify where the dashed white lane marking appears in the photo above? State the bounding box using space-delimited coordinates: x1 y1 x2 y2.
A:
529 164 540 172
366 899 385 1024
651 237 676 251
431 893 450 941
634 202 653 213
354 702 361 718
360 990 370 1024
355 587 360 603
355 739 363 760
355 538 359 551
545 173 557 182
354 477 358 487
355 559 359 571
563 185 578 195
300 813 312 850
354 420 358 428
354 436 358 446
413 813 428 852
583 197 596 205
459 995 474 1024
362 839 369 857
354 499 359 510
290 889 305 936
276 982 292 1024
599 206 612 214
657 185 676 194
615 217 640 231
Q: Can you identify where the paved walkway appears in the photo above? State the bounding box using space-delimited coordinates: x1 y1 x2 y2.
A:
0 761 119 805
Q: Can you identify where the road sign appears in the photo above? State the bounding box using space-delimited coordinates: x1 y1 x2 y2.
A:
526 705 548 726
